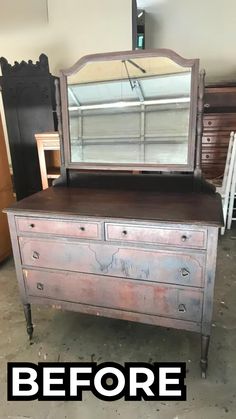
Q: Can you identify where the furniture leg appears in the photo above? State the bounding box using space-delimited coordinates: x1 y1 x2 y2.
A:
200 334 210 378
23 303 34 340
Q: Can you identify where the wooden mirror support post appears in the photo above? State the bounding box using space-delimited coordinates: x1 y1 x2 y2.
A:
5 49 223 378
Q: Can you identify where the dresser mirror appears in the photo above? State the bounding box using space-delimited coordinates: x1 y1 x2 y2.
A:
60 50 199 171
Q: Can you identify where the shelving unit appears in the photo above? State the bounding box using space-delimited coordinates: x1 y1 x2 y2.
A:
35 132 60 189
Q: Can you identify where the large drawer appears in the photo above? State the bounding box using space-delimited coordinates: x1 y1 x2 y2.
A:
203 113 236 129
202 133 230 146
23 269 203 323
16 216 101 240
105 223 206 249
19 238 205 287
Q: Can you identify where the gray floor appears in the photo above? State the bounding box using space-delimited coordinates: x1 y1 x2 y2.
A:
0 231 236 419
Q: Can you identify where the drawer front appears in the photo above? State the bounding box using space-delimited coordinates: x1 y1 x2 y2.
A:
16 217 101 240
203 114 236 129
202 134 230 146
202 150 227 163
105 223 206 249
19 238 205 287
202 164 225 180
23 269 203 323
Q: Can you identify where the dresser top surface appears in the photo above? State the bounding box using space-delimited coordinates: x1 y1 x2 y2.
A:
6 184 223 227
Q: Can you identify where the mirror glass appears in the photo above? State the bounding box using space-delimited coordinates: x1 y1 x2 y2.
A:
67 56 192 165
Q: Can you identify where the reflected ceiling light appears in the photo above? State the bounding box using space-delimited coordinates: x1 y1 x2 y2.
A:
68 97 190 111
138 11 143 18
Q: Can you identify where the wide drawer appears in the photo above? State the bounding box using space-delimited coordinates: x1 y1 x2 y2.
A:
23 269 203 323
202 134 230 146
105 223 206 249
19 238 205 287
203 114 236 129
202 151 227 163
16 216 101 240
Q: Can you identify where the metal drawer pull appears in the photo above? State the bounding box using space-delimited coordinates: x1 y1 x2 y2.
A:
180 268 190 277
36 282 44 291
80 226 85 231
178 304 186 313
181 235 188 242
122 230 128 236
32 251 40 260
29 223 35 228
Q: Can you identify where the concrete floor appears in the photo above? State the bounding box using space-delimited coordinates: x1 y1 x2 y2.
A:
0 230 236 419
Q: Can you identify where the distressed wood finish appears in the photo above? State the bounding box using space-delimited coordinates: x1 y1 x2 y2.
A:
16 216 102 240
19 236 205 287
105 223 206 249
23 269 203 323
6 186 222 378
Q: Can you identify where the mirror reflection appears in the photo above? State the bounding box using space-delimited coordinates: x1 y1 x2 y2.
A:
67 57 191 165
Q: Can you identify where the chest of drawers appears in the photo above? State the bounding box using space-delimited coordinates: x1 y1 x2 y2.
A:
202 113 236 179
6 185 223 378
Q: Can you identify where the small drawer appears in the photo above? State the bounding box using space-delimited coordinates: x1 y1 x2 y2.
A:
105 223 206 249
16 216 101 240
202 135 229 146
203 114 236 129
202 151 226 162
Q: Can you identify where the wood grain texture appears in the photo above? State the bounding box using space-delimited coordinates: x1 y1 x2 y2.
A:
5 185 223 227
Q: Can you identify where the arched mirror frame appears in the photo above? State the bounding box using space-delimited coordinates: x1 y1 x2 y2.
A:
59 49 200 172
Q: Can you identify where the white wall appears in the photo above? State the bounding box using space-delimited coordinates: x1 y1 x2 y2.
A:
0 0 133 163
0 0 133 75
139 0 236 83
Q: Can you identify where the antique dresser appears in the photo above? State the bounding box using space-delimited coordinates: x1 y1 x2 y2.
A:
5 49 223 378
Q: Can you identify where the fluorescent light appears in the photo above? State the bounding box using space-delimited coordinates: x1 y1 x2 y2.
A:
138 11 143 18
68 97 190 111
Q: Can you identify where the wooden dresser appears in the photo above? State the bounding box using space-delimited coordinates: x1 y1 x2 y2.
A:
5 49 223 378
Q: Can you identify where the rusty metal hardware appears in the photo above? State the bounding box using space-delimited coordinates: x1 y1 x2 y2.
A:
32 251 40 260
180 267 190 277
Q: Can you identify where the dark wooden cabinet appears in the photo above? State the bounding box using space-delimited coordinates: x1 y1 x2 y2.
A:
0 54 57 200
5 49 223 379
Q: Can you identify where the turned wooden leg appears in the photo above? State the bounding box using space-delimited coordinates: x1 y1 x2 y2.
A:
200 335 210 379
23 304 34 341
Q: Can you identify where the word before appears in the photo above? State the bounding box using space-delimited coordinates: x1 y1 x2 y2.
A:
8 362 186 401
